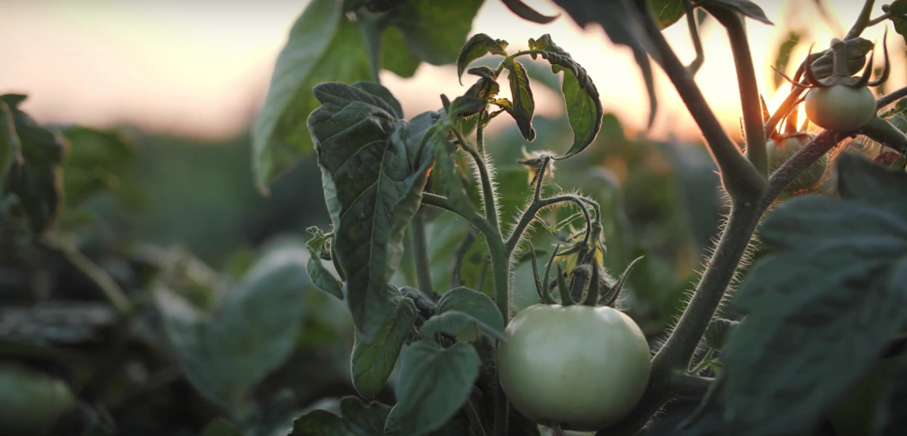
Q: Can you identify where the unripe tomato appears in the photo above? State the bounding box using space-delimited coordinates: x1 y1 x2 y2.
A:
497 304 651 431
804 85 876 132
0 362 76 436
766 134 828 192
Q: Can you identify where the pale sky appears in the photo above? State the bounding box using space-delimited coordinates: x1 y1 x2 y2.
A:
0 0 902 142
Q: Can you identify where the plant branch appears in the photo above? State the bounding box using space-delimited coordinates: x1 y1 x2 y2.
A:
845 0 876 40
505 195 592 256
355 10 382 83
421 193 497 241
46 235 133 317
707 6 767 179
669 372 714 400
684 0 705 75
635 0 765 203
410 210 436 298
652 202 761 372
451 125 501 231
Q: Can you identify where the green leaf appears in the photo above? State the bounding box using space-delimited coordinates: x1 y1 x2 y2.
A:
252 0 370 189
59 126 135 208
200 419 244 436
550 0 658 128
435 286 504 337
530 35 603 159
704 0 773 25
500 0 559 24
381 26 421 78
400 286 437 317
456 34 508 85
836 152 907 220
704 318 739 351
722 192 907 436
306 256 343 299
649 0 685 29
305 227 344 299
430 128 475 215
384 341 481 436
155 247 309 410
309 81 433 397
383 0 485 66
872 353 907 435
503 59 536 142
0 94 66 236
350 294 418 398
292 397 390 436
772 31 801 90
421 310 505 341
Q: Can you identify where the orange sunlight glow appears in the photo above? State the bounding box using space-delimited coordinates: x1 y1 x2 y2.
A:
0 1 904 143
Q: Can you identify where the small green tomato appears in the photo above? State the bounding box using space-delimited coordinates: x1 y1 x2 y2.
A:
766 133 828 192
497 304 651 431
804 85 876 132
0 362 76 436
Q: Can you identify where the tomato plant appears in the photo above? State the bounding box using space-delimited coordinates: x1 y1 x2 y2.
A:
7 0 907 435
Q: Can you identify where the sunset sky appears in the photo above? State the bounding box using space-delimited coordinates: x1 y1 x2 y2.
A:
0 0 902 142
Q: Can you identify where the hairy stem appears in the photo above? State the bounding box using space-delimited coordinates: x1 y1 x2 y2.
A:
410 211 436 298
451 126 500 231
635 0 765 203
653 203 760 372
505 195 592 256
708 6 767 179
489 235 511 436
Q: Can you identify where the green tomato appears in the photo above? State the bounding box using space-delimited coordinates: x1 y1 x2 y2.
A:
805 85 876 132
766 134 828 192
497 304 651 431
0 362 76 436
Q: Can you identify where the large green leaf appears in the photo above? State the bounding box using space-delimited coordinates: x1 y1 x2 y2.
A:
500 0 559 23
722 186 907 435
252 0 370 189
529 34 603 159
155 247 309 410
381 26 421 78
309 82 435 397
836 152 907 220
384 341 481 436
292 397 390 436
383 0 485 66
890 0 907 44
503 59 536 142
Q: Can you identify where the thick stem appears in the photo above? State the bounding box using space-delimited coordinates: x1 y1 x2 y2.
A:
636 0 766 203
845 0 876 40
653 203 761 372
410 211 436 298
708 6 767 179
489 236 511 436
451 126 500 230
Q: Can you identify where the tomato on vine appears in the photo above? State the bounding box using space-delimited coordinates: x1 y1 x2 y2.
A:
801 33 889 132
